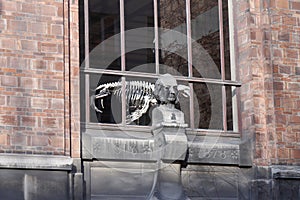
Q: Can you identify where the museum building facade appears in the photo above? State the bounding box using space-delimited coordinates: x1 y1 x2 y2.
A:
0 0 300 199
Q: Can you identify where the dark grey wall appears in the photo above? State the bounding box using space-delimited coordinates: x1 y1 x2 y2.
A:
0 169 70 200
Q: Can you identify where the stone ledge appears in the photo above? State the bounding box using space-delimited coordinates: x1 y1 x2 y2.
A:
0 153 73 170
272 165 300 179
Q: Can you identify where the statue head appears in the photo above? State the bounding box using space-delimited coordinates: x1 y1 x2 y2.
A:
154 74 179 105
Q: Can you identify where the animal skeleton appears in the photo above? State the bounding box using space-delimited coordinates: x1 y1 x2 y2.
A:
92 80 190 124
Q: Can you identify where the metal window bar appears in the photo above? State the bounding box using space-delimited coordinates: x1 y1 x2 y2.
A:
186 0 194 129
120 0 126 125
81 68 241 86
218 0 228 131
153 0 159 74
84 0 90 122
228 0 240 132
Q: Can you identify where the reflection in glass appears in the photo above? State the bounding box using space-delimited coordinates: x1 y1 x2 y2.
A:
222 0 232 80
158 0 188 77
193 83 223 129
191 0 221 79
88 0 121 70
79 0 85 66
226 86 234 131
177 81 190 126
125 0 155 73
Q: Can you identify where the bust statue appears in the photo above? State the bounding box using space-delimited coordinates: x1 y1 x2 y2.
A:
152 74 187 127
151 74 190 200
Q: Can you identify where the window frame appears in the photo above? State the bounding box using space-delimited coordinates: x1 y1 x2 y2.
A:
80 0 241 133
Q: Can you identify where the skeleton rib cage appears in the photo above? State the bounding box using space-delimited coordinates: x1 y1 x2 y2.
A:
93 81 157 124
92 80 190 124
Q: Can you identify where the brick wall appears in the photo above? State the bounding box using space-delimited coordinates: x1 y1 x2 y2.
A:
237 0 300 165
0 0 79 157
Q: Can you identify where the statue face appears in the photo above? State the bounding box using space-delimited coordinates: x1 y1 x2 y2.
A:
160 83 178 103
155 74 179 104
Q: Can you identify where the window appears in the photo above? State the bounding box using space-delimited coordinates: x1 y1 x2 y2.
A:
80 0 240 132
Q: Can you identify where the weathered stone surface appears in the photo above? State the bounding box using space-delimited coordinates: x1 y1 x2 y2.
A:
0 169 69 200
84 161 156 199
82 130 156 161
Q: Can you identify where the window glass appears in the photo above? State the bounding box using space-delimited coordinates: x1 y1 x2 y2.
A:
89 0 121 70
81 0 238 131
193 82 223 129
125 0 155 73
222 0 232 80
125 76 156 126
226 86 234 131
191 0 221 79
158 0 188 77
92 74 122 124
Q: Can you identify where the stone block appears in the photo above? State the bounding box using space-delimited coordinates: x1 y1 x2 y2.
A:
0 169 69 200
84 161 156 199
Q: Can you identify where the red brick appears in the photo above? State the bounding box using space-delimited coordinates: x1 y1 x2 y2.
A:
282 133 296 143
31 60 47 70
42 79 58 90
32 136 49 146
40 5 57 16
291 116 300 123
31 97 48 109
30 22 47 34
58 6 63 17
0 39 17 50
0 134 8 145
20 77 38 89
273 49 282 57
279 66 291 74
290 2 300 10
11 134 27 145
54 62 64 71
282 16 297 25
276 0 289 9
0 19 6 31
285 49 298 59
42 118 58 128
51 99 64 110
9 57 28 69
278 32 289 41
21 3 36 14
21 40 38 51
21 116 36 127
274 81 284 90
0 0 79 156
8 96 28 108
49 137 63 148
0 96 6 105
287 82 300 91
51 25 63 36
2 1 18 12
1 76 18 87
8 20 27 32
278 148 289 159
291 149 300 159
0 116 17 126
41 43 58 53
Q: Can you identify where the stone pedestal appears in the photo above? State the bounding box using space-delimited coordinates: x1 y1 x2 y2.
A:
151 105 189 200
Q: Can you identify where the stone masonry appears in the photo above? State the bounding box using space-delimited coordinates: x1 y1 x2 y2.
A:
0 0 79 157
